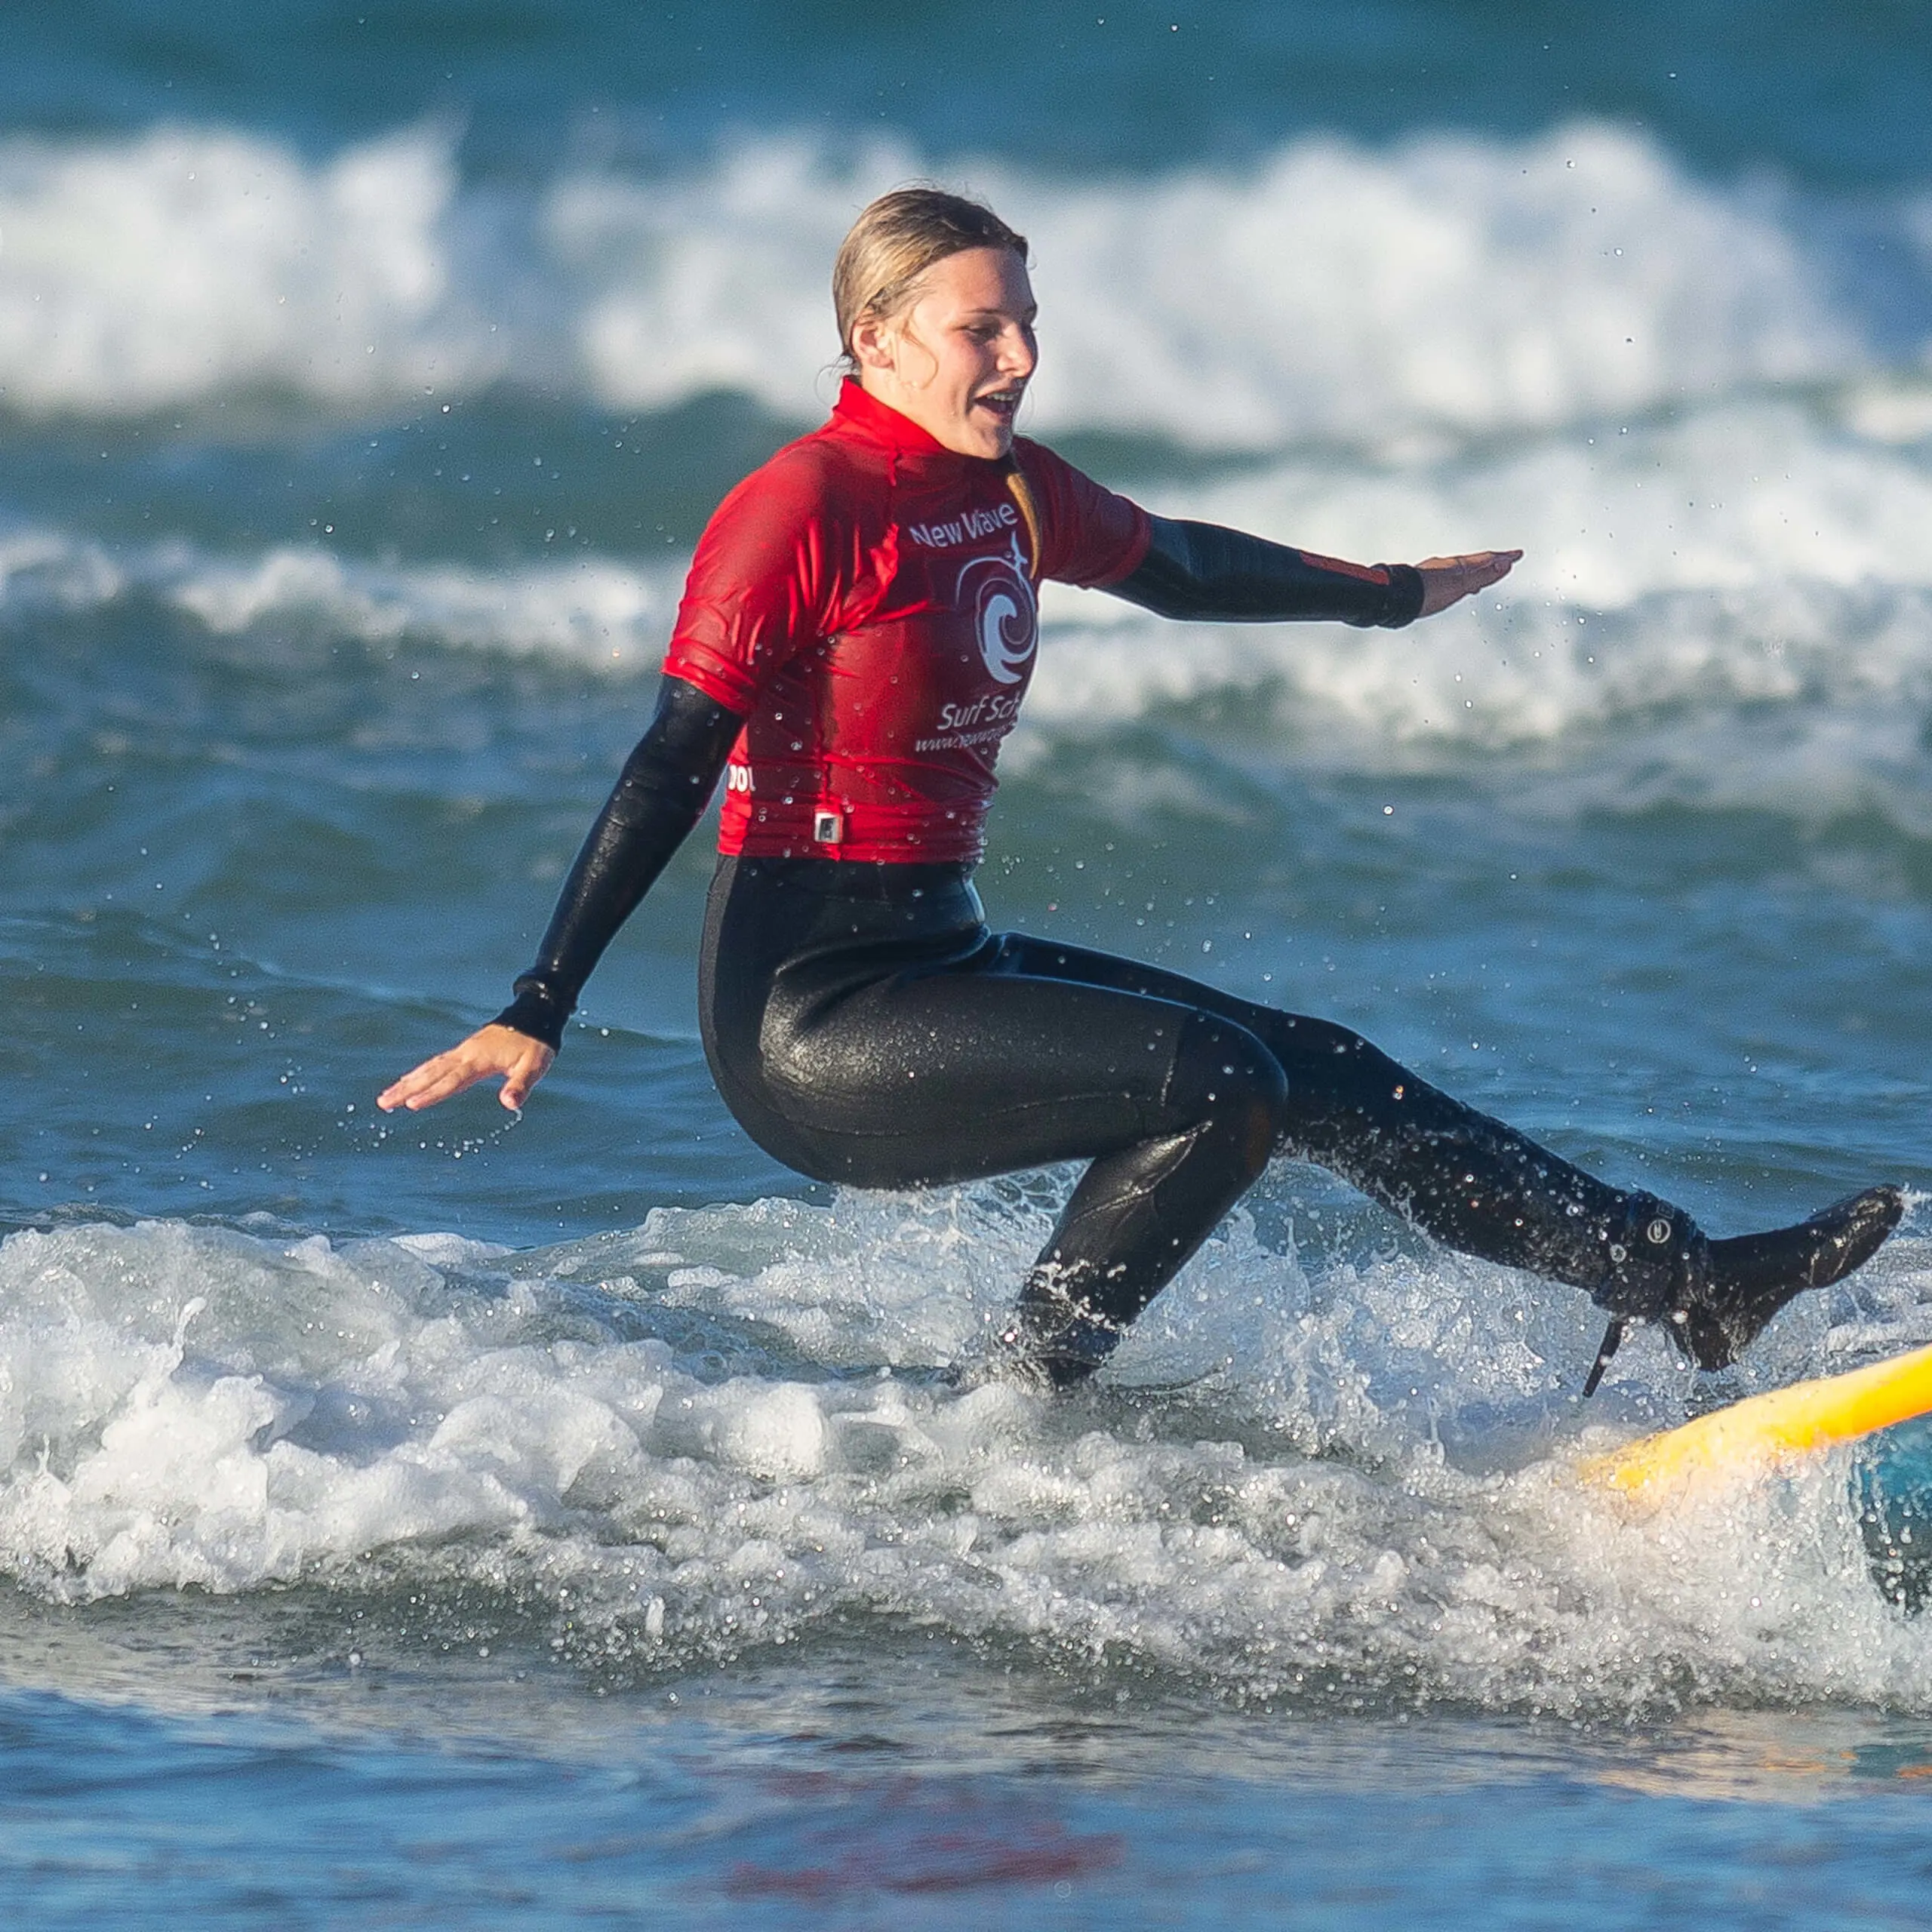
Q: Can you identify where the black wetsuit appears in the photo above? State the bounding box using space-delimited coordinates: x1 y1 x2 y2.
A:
478 511 1916 1389
691 852 1715 1382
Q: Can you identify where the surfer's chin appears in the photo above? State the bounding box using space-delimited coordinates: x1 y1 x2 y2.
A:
955 418 1014 458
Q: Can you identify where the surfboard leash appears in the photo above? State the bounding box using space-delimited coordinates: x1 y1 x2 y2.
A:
1581 1316 1625 1398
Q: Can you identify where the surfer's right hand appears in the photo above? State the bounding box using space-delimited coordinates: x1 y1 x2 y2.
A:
377 1023 555 1114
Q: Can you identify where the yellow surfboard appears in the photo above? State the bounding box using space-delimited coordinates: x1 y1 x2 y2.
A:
1580 1340 1932 1509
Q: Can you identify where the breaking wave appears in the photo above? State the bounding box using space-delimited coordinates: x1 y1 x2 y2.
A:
1 1198 1927 1715
0 118 1927 445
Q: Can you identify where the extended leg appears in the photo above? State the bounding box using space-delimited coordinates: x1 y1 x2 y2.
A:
987 934 1700 1312
987 937 1903 1374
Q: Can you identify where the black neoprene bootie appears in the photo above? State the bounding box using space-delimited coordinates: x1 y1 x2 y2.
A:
1671 1185 1905 1371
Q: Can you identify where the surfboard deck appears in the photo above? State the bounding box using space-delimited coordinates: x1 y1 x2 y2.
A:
1579 1340 1932 1508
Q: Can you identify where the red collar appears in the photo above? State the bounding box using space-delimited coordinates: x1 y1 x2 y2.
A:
831 377 998 463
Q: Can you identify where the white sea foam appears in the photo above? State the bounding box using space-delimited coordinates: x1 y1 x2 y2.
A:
6 355 1932 808
1 1201 1927 1715
0 525 678 669
168 544 675 667
8 420 1932 818
1018 395 1932 798
7 115 1931 803
0 118 1924 441
555 119 1872 447
1020 583 1932 825
0 124 509 415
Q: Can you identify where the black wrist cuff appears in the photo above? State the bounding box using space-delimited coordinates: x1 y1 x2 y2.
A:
1379 564 1426 627
494 980 571 1052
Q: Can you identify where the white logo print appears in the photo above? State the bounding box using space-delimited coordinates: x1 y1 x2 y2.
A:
956 534 1037 686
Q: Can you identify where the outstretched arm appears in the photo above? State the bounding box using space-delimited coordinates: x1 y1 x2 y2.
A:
1108 514 1518 626
377 675 743 1114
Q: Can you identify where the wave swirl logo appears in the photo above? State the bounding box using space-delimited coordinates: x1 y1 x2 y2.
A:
958 539 1037 686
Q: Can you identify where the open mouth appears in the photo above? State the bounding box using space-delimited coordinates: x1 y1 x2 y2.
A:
973 388 1024 423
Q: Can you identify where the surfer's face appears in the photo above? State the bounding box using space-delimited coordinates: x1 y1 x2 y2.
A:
852 247 1037 458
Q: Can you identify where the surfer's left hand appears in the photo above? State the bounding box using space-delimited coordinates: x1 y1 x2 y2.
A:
1415 549 1521 617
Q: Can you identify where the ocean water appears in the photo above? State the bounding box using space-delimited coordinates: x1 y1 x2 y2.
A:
8 3 1932 1922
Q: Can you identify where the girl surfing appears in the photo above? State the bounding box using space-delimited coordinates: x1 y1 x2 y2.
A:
380 188 1899 1390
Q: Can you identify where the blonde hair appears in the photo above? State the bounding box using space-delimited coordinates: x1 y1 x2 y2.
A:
832 188 1029 366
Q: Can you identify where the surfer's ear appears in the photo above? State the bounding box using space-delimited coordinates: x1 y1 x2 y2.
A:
848 308 900 372
851 302 940 391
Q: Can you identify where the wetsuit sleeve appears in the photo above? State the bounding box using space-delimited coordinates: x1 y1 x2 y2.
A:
1107 515 1425 628
491 676 743 1051
661 446 853 712
1012 438 1152 588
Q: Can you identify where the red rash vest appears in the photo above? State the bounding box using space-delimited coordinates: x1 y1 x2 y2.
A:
663 379 1152 864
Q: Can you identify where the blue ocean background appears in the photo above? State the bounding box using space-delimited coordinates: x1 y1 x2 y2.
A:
8 3 1932 1921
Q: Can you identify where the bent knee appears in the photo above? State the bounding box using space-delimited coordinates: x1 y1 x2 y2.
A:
1170 1014 1290 1160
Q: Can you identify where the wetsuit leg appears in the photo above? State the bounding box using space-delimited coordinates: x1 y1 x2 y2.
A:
981 934 1697 1309
701 861 1297 1381
700 863 1895 1385
988 940 1913 1376
701 863 1691 1379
